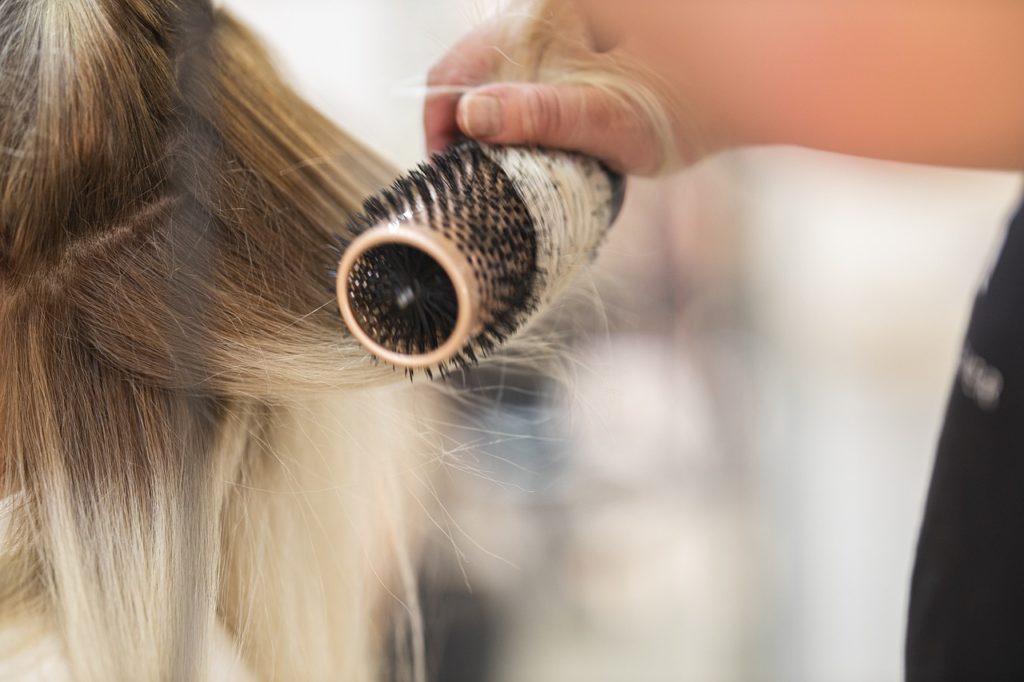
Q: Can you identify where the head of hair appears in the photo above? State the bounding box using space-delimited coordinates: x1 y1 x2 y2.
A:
0 1 672 679
0 1 424 679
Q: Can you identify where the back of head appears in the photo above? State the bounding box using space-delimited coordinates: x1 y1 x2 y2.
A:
0 1 410 679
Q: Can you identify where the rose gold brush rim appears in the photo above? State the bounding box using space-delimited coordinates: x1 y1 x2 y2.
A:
336 221 481 370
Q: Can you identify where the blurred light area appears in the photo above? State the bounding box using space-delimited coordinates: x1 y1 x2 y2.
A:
734 150 1020 682
223 2 1023 680
220 0 503 168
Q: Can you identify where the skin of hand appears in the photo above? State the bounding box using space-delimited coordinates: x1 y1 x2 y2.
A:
424 18 670 176
426 1 1024 173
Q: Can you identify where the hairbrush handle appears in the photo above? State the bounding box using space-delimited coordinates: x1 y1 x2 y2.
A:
335 140 624 375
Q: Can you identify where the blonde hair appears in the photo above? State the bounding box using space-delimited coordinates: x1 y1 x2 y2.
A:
0 1 425 679
0 1 672 679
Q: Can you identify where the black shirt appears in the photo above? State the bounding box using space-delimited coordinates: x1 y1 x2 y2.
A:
907 199 1024 680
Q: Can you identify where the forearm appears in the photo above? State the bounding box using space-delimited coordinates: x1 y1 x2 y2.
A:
643 2 1024 169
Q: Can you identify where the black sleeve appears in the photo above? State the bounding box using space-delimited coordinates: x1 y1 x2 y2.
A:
907 201 1024 680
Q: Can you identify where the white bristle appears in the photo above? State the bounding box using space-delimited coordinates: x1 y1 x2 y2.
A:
480 145 616 305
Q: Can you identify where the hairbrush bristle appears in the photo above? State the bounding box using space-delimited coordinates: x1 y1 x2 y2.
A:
333 140 622 377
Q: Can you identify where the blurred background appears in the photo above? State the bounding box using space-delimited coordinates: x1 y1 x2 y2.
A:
224 2 1023 680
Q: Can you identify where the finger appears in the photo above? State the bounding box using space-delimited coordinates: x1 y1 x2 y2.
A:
455 83 664 175
424 89 462 155
424 23 504 155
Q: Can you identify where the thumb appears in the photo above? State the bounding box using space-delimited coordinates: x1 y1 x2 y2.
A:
455 82 664 175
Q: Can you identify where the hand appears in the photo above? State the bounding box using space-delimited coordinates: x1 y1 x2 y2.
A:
424 24 670 176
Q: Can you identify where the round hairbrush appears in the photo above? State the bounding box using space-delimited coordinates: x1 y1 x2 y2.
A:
333 140 624 377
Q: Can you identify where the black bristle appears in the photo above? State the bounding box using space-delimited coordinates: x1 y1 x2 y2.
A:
362 196 390 226
410 172 435 222
382 187 404 217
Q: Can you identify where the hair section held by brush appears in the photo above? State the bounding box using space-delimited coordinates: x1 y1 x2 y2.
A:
334 140 625 377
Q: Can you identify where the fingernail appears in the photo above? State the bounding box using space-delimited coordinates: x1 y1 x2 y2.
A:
458 93 503 138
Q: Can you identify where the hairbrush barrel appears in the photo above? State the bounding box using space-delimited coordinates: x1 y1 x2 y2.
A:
335 140 624 374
